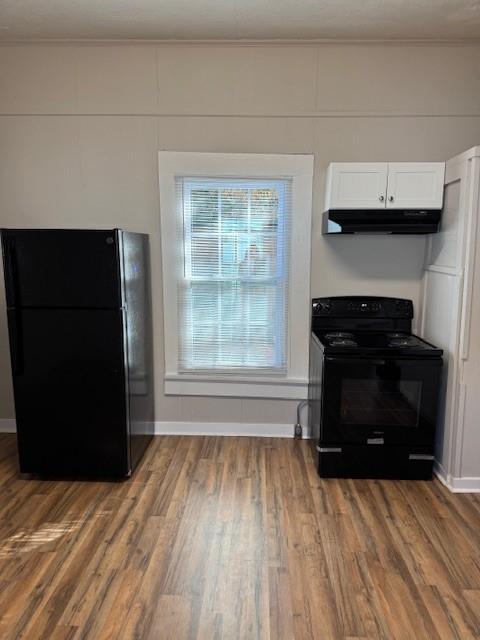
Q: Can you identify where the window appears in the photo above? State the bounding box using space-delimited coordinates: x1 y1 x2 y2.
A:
179 177 290 374
159 153 313 399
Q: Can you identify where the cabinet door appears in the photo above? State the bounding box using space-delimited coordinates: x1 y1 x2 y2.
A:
386 163 445 209
326 163 388 210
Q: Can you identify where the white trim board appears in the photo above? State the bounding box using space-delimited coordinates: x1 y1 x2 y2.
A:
0 419 297 438
434 462 480 493
154 421 295 437
158 151 314 399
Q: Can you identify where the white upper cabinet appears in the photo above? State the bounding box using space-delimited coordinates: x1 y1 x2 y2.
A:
325 163 388 210
324 162 445 211
386 163 445 209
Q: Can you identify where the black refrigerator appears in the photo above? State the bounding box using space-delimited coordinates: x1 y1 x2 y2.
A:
1 229 154 478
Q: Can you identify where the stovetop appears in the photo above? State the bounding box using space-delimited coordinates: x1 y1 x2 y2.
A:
312 329 443 357
311 296 443 358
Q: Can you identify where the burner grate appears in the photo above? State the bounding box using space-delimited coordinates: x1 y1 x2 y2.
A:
329 338 357 347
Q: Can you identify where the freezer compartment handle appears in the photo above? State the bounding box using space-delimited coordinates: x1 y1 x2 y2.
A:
2 236 19 308
7 309 23 375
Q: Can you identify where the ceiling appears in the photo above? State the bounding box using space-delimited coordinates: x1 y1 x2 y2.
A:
1 0 480 41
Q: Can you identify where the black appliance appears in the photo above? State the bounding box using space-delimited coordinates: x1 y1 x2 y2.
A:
308 296 443 479
322 209 441 234
1 228 154 478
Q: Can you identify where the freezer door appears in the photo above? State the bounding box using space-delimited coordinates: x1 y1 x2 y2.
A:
8 308 130 477
1 229 122 309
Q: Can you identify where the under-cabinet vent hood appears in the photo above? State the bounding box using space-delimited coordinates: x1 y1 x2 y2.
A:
322 209 442 235
323 161 445 235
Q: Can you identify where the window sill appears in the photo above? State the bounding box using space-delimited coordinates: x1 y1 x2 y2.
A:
164 374 308 399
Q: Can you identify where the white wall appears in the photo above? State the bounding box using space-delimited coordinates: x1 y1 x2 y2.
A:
1 42 480 428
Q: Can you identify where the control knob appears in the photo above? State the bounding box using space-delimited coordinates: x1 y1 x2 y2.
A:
313 301 331 314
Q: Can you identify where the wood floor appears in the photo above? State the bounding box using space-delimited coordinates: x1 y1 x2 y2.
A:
0 434 480 639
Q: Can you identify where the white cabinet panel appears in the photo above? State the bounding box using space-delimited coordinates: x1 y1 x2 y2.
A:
429 179 461 270
421 269 458 469
386 162 445 209
326 163 387 210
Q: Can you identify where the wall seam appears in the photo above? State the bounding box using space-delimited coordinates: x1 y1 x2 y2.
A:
1 113 480 118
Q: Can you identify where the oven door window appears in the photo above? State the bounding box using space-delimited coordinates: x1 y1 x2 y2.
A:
340 378 422 428
321 358 442 445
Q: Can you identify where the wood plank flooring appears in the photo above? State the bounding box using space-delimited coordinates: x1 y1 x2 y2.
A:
0 433 480 639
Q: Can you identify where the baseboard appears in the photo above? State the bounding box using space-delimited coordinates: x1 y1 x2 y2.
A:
0 419 16 433
2 420 475 484
434 461 480 493
0 418 296 438
153 421 295 438
446 476 480 493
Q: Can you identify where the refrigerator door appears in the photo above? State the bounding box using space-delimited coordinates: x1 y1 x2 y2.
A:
9 307 130 477
1 229 122 309
119 232 154 471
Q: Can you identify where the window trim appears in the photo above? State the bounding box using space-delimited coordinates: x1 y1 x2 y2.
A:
158 152 314 399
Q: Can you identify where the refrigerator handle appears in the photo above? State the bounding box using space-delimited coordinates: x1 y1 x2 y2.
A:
3 237 18 308
7 309 23 375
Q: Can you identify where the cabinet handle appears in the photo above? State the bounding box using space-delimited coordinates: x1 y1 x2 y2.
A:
378 195 385 202
388 195 394 202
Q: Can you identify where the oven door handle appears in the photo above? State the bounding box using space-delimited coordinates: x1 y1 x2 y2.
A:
325 357 387 366
325 357 442 367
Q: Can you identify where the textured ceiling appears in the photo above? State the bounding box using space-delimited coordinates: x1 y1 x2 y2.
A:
1 0 480 41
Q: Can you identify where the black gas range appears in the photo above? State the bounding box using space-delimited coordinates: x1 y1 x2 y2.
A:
308 296 443 480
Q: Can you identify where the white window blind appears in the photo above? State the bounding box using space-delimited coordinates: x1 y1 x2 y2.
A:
176 177 292 374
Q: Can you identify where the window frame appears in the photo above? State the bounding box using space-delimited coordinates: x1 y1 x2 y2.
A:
158 152 313 399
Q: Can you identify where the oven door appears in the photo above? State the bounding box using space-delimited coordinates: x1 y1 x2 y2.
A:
320 356 442 446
